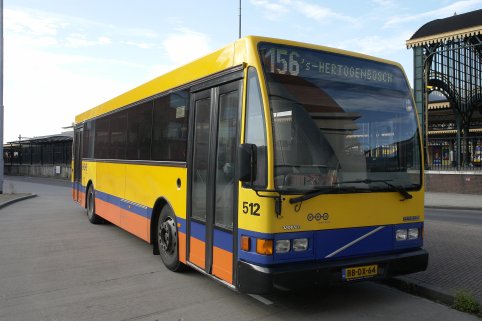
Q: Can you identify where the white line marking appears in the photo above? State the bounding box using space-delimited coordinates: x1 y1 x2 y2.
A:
248 294 274 306
325 226 385 258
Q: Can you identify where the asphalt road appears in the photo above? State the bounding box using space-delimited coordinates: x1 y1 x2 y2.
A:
0 176 479 321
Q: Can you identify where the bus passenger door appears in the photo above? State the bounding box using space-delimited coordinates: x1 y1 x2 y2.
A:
73 126 83 204
188 79 241 285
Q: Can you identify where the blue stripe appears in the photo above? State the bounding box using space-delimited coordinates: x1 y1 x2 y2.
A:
72 182 85 193
213 228 233 252
79 185 153 220
190 221 206 241
187 222 233 252
239 223 424 267
76 184 191 235
177 217 187 234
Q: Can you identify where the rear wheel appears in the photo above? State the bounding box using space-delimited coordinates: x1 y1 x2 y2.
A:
86 185 104 224
157 206 185 272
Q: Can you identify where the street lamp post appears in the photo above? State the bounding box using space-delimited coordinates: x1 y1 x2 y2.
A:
238 0 242 39
0 0 4 194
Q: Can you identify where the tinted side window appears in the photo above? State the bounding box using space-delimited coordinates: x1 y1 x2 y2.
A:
95 116 110 159
151 90 189 161
109 110 127 159
126 101 153 160
82 121 95 158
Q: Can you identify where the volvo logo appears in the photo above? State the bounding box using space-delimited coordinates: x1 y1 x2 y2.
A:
307 212 329 221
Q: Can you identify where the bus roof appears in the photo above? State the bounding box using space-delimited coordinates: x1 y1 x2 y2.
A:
74 35 402 124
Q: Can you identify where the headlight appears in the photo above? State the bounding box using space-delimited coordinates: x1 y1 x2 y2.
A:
275 240 290 253
408 228 419 240
396 229 408 241
293 238 308 251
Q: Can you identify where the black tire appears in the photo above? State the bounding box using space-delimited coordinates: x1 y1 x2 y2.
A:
157 206 186 272
86 185 104 224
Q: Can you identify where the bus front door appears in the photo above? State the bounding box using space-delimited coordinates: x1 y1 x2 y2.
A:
188 79 241 285
73 126 83 204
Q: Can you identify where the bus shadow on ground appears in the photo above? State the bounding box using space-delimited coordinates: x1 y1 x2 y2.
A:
261 281 402 313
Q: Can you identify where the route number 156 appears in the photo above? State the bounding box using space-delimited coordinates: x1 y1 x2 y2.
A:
264 48 300 76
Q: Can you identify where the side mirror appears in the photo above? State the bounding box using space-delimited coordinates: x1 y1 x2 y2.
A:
238 143 257 185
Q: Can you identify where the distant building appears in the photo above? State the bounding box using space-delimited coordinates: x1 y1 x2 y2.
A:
3 133 73 179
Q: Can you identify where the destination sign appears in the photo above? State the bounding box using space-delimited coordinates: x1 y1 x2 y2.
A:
258 43 408 91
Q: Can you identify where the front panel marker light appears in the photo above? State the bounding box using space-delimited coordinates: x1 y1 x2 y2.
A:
293 238 308 251
275 240 290 253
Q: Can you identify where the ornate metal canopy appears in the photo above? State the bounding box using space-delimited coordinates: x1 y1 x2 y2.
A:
407 9 482 168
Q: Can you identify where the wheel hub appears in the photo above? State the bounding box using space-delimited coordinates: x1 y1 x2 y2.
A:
159 219 175 253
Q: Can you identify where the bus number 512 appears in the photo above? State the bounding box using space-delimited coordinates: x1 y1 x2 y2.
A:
243 202 261 216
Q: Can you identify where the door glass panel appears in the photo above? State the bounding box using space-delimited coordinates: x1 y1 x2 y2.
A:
214 91 238 228
74 130 82 181
191 97 211 221
245 68 268 187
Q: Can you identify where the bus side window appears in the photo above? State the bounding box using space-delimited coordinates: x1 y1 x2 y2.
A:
245 67 267 188
126 101 153 160
94 116 110 159
152 90 189 162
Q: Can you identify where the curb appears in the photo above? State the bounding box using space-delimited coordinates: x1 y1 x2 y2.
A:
0 194 38 210
384 276 455 307
425 205 482 211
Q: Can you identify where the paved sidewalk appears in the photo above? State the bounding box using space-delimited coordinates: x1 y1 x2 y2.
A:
389 191 482 312
425 192 482 210
0 193 37 209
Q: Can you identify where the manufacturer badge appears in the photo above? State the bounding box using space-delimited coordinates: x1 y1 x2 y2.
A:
307 212 330 222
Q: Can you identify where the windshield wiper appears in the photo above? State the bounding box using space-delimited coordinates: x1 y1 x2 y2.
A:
288 179 413 205
289 186 360 204
335 179 413 200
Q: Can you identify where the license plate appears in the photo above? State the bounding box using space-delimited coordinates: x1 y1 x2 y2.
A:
343 264 378 281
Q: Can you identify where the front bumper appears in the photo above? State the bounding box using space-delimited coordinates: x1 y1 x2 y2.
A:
237 249 428 294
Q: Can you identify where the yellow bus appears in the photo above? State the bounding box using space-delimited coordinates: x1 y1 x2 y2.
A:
72 36 428 293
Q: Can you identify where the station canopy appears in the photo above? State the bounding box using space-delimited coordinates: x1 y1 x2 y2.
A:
407 9 482 48
5 134 73 146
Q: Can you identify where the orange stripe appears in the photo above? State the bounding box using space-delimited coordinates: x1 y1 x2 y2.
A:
79 191 85 207
120 208 149 242
72 189 85 206
95 198 120 225
179 232 186 263
212 246 233 284
189 237 205 269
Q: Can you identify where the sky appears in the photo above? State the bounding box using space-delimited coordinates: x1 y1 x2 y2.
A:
3 0 482 142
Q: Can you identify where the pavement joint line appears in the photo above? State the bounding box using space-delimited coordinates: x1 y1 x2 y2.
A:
248 294 274 305
0 194 38 210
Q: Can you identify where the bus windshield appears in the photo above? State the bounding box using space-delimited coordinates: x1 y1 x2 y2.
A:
259 43 421 192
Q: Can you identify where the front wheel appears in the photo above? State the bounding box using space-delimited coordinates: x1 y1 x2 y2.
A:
157 206 186 272
86 185 104 224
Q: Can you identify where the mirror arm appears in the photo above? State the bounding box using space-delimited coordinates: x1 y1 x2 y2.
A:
254 189 283 218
